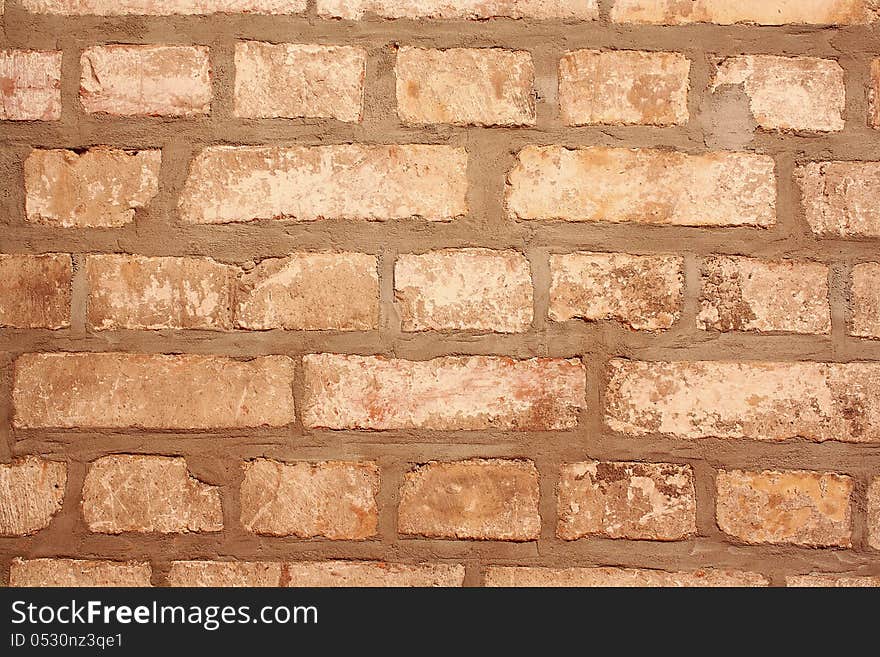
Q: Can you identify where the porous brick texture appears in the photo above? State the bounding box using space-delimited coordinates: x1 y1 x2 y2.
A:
2 0 880 589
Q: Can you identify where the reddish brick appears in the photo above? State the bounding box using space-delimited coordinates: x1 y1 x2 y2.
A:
0 254 71 329
0 50 62 120
0 457 66 536
869 477 880 550
10 558 152 586
318 0 598 20
485 567 769 587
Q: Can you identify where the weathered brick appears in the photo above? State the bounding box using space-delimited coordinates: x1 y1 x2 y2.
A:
13 353 295 429
25 148 161 228
0 254 71 329
557 461 696 541
179 145 467 224
605 360 880 443
236 253 378 331
0 50 62 120
317 0 598 20
506 146 775 227
869 477 880 550
83 455 222 534
0 457 66 536
848 263 880 338
10 558 152 587
394 249 533 332
80 45 211 116
716 469 852 547
611 0 878 24
787 574 880 587
21 0 307 14
398 459 540 541
559 50 689 126
234 42 365 122
302 354 585 430
711 56 845 132
240 459 379 539
485 567 769 587
870 59 880 127
797 161 880 237
549 252 683 331
396 47 534 126
698 256 830 334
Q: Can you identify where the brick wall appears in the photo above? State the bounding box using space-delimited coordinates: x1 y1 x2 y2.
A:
1 0 880 588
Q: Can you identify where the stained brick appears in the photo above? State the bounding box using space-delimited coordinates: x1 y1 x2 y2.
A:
0 254 71 329
797 161 880 238
485 567 769 587
0 50 62 120
10 558 152 586
0 458 66 536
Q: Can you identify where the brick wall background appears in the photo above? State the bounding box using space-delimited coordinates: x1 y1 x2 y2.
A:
2 0 880 587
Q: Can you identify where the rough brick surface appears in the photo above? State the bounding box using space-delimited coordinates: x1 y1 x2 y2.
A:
10 558 152 587
302 354 585 430
398 460 540 541
849 263 880 338
0 50 62 120
0 254 71 329
317 0 599 20
797 161 880 237
0 458 66 536
611 0 878 25
786 573 880 587
485 567 769 587
21 0 307 14
869 478 880 550
871 59 880 127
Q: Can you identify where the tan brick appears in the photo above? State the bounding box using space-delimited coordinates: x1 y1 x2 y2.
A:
711 56 844 132
87 255 236 331
605 360 880 443
169 561 283 586
797 161 880 237
506 146 775 227
610 0 878 25
394 249 533 333
80 45 211 116
317 0 598 20
13 353 295 429
234 42 365 122
22 0 307 14
869 478 880 550
716 469 852 547
240 459 379 539
10 558 152 587
236 253 378 331
0 254 71 329
549 252 683 331
25 148 161 228
0 457 66 536
302 354 585 430
179 144 467 224
557 461 696 541
485 567 769 587
0 50 62 120
698 257 830 334
399 459 540 541
559 50 689 126
870 59 880 127
396 47 535 127
847 263 880 338
787 574 880 587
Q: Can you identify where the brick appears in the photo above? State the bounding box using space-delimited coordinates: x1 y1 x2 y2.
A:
610 0 878 24
0 457 66 536
13 353 295 429
787 574 880 587
869 478 880 550
605 360 880 443
302 354 585 430
80 45 211 116
557 461 696 541
711 56 845 132
0 50 61 120
870 59 880 127
559 50 689 126
716 469 852 547
25 148 161 228
236 253 379 331
0 254 71 329
179 144 467 224
698 257 830 334
398 459 540 541
21 1 307 14
317 0 599 20
396 47 534 126
234 42 365 122
485 567 769 587
848 263 880 338
506 146 775 227
797 161 880 238
240 459 379 539
549 252 683 331
10 558 152 587
394 249 533 333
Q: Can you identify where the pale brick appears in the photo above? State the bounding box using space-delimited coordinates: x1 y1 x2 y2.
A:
559 50 689 126
80 45 211 116
0 50 61 120
302 354 585 430
0 254 71 329
234 42 365 122
605 360 880 443
394 249 533 333
787 574 880 587
549 253 683 331
10 558 152 587
318 0 598 20
83 455 222 534
698 257 830 334
0 457 66 536
485 567 769 587
869 478 880 550
396 47 534 126
797 161 880 238
848 263 880 338
240 459 379 539
168 561 282 586
21 0 307 14
506 146 775 227
179 144 467 224
398 459 540 541
716 469 852 547
870 59 880 127
13 353 295 429
611 0 878 25
25 148 161 228
557 461 696 541
236 253 378 331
